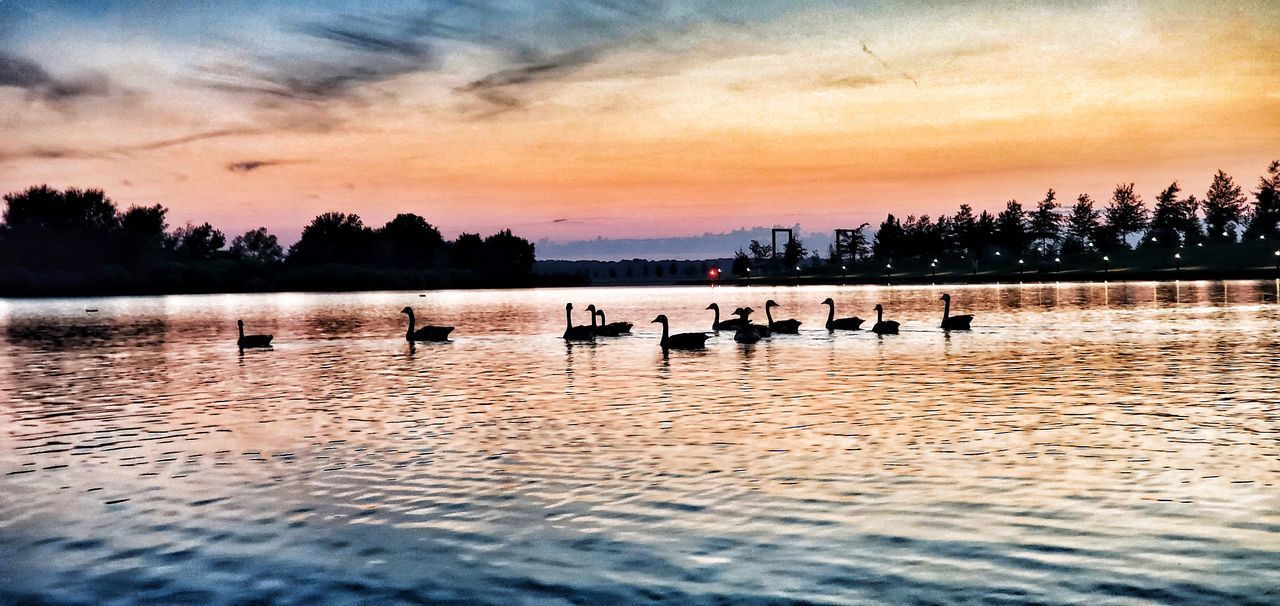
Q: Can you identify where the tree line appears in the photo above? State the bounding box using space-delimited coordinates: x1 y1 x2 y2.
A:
737 162 1280 271
0 185 548 296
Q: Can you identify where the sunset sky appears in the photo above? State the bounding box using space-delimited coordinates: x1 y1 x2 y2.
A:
2 0 1278 244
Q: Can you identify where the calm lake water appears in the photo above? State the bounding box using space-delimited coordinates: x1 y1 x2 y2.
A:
2 282 1278 605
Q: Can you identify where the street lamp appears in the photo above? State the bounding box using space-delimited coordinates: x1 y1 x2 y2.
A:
1274 250 1279 270
841 264 847 279
1174 252 1182 271
1054 256 1061 272
745 266 751 285
885 262 893 280
1017 258 1024 276
930 260 937 278
1103 255 1110 275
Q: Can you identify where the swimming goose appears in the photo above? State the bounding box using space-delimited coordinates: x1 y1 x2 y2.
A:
651 315 710 350
562 303 595 341
821 298 865 331
871 304 900 335
594 308 633 335
706 303 749 331
764 300 801 334
940 294 974 330
236 320 273 348
401 307 454 342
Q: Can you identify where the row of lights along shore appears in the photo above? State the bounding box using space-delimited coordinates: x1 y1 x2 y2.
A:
711 234 1280 281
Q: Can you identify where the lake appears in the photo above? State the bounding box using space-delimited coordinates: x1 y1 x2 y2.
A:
1 282 1278 605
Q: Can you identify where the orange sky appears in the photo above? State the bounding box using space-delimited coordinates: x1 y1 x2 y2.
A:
2 1 1278 242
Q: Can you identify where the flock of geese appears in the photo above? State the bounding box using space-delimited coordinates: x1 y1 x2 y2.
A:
236 294 974 351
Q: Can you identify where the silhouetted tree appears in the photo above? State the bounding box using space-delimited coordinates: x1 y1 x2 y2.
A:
1142 182 1186 248
289 212 375 264
378 213 444 268
781 237 807 268
483 229 535 273
1064 194 1101 253
1203 170 1247 243
1103 183 1148 250
748 239 772 266
1028 189 1062 254
995 200 1028 256
0 185 122 269
449 232 485 270
732 249 750 274
119 204 171 264
873 214 904 260
172 222 226 260
1244 160 1280 241
230 227 284 264
950 204 980 259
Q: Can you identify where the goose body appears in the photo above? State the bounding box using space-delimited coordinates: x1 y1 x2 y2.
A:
940 294 974 330
590 306 632 336
733 323 762 343
651 314 710 350
562 303 595 341
236 320 273 348
871 304 900 335
764 300 801 334
706 303 749 331
821 298 864 331
401 307 453 342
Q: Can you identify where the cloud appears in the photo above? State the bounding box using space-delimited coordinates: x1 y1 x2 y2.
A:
861 42 918 87
0 127 262 164
227 159 298 173
824 74 883 89
0 51 114 103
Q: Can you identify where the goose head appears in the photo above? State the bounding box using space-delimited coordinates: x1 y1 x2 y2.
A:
237 319 244 328
400 306 413 315
651 314 668 324
566 303 573 310
765 299 779 309
940 293 951 302
585 304 596 313
821 297 835 306
874 304 884 312
705 303 718 311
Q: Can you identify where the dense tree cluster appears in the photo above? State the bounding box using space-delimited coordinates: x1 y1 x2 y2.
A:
0 185 540 295
845 164 1276 264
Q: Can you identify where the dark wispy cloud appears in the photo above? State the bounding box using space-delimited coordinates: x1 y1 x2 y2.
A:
207 0 719 116
1 128 262 164
227 159 300 173
0 51 114 103
861 42 918 87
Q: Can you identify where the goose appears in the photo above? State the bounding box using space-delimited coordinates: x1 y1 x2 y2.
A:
593 307 633 335
764 300 801 334
706 303 749 331
871 304 900 335
940 293 974 330
401 307 453 342
738 306 771 338
651 315 710 350
563 303 595 341
733 323 762 344
821 298 865 331
236 319 273 348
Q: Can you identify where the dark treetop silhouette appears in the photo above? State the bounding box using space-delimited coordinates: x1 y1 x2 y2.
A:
0 185 553 297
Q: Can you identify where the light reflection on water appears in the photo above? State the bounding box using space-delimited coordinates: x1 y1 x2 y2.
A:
1 282 1278 605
